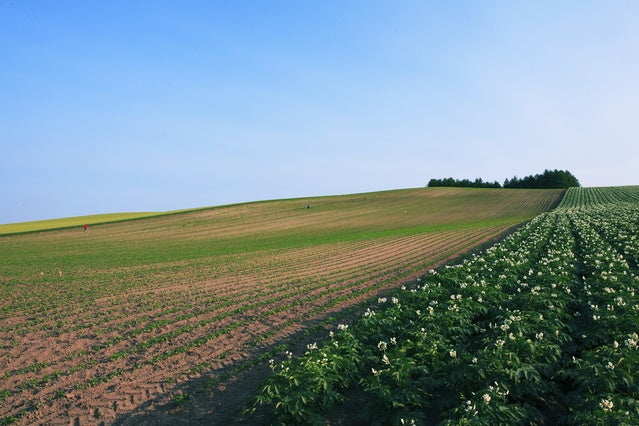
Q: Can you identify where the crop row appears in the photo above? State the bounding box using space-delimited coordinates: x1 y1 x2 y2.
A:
1 229 482 345
559 186 639 208
1 230 464 328
2 226 503 424
256 188 639 425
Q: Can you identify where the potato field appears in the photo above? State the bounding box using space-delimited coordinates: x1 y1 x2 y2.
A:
257 186 639 425
0 188 563 425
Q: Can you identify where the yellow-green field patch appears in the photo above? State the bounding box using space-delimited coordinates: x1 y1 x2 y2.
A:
0 212 162 235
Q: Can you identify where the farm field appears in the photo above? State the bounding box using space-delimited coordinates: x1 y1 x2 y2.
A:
257 186 639 425
0 212 168 236
0 187 564 425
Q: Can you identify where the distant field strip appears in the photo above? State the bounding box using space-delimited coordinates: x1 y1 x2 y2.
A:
0 187 563 425
0 212 171 235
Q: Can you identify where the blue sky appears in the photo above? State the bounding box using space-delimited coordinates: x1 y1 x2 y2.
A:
1 1 638 223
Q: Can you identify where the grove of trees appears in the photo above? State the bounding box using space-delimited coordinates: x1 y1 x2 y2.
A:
428 169 580 189
427 177 502 188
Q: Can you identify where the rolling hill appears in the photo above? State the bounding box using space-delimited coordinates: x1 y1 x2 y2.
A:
0 187 564 425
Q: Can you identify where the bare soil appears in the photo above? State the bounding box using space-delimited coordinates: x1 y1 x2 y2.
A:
1 227 508 425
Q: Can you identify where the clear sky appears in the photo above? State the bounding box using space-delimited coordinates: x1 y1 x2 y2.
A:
1 1 638 224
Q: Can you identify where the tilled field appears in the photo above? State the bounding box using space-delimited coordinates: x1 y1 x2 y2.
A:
0 188 563 424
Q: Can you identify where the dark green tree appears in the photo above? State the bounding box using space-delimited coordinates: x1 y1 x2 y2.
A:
503 169 580 189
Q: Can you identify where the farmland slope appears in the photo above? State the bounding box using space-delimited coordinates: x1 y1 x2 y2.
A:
256 186 639 425
0 187 563 425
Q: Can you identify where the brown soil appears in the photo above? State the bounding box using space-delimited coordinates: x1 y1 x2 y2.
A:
1 224 513 425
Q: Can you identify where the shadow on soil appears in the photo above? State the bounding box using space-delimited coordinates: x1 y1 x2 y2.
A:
112 225 526 426
111 311 364 426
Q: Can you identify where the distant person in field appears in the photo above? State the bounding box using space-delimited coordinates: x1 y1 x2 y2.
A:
83 224 89 232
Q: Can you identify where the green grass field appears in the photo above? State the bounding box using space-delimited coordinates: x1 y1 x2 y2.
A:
0 187 564 425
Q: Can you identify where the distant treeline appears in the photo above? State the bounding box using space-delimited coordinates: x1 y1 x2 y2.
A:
428 169 580 189
503 169 580 189
427 177 502 188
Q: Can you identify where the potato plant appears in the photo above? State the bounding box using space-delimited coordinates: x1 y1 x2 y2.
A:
257 187 639 425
